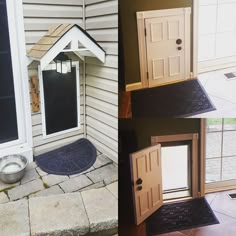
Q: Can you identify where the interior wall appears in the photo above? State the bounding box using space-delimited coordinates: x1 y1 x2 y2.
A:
119 0 192 86
23 0 85 156
85 0 118 163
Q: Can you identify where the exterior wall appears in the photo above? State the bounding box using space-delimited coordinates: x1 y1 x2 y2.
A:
23 0 85 156
85 0 118 163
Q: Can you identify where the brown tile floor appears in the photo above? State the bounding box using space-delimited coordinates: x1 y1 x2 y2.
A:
157 189 236 236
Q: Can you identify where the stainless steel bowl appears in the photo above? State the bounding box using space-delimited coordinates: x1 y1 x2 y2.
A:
0 155 28 184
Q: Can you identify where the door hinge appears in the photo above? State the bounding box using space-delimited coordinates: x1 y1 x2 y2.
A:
147 71 149 79
144 28 147 36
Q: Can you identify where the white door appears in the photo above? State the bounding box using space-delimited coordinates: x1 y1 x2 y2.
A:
145 14 189 87
130 144 163 225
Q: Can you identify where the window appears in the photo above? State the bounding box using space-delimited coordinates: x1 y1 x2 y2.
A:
39 62 80 138
206 119 236 184
0 0 31 152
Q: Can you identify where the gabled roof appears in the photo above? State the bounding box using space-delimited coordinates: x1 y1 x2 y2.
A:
27 24 105 70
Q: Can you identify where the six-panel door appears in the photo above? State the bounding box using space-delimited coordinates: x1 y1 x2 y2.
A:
130 144 163 225
145 15 186 87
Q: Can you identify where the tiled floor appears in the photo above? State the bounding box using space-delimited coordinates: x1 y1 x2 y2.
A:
157 189 236 236
190 67 236 118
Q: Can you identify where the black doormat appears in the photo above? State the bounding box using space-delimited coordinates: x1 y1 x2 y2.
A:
146 198 219 236
35 138 97 175
131 80 216 117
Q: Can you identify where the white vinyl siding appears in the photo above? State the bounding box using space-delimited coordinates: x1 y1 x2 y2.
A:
22 0 118 162
23 0 84 156
85 0 118 163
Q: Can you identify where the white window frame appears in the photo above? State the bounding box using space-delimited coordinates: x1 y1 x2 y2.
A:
0 0 33 161
38 61 81 139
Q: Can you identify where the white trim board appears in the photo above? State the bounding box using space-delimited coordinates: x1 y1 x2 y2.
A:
38 61 81 140
0 0 33 162
28 26 105 70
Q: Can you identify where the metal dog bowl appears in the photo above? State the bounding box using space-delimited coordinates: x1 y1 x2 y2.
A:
0 155 28 184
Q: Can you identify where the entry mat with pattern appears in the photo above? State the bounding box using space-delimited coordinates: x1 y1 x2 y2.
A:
146 198 219 236
131 79 216 117
36 138 97 175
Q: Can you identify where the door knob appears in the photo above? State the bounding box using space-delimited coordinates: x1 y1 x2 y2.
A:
176 39 182 45
136 178 143 185
137 186 142 191
177 46 182 51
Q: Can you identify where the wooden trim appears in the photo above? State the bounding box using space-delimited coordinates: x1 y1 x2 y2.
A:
206 180 236 193
151 133 197 145
151 133 199 199
126 82 143 92
136 14 148 89
193 0 199 77
200 119 206 197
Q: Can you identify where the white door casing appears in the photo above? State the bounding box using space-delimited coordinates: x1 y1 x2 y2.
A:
134 8 191 91
130 144 163 225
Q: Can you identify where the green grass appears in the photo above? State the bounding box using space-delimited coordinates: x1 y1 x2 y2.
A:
207 118 236 126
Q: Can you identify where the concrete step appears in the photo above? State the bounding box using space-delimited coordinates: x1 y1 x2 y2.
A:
0 184 118 236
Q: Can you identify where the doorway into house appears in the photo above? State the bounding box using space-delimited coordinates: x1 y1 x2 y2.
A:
193 0 236 117
205 118 236 192
161 144 191 200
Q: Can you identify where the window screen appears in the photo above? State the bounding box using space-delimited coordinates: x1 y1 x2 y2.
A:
0 0 18 144
42 67 78 135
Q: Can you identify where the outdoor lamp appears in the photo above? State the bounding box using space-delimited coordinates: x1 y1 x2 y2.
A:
55 53 72 74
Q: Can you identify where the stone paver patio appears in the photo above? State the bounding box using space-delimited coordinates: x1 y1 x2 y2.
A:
0 153 118 235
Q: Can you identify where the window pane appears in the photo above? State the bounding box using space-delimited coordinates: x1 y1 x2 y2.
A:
42 67 78 135
206 132 222 158
0 0 10 52
223 118 236 131
222 156 236 181
205 158 221 183
161 145 189 191
0 0 18 144
206 118 223 132
223 131 236 156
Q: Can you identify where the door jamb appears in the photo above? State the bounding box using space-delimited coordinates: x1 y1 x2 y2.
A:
151 133 199 198
193 0 199 78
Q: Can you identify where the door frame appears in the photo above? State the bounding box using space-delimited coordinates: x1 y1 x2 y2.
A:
151 133 200 198
38 61 81 139
0 0 33 161
127 7 191 92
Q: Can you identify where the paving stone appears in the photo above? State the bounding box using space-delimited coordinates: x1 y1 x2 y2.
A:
8 179 44 201
106 182 118 199
86 164 118 185
28 162 37 170
81 187 118 233
29 185 64 198
21 168 39 184
0 192 9 204
29 193 89 236
59 175 92 193
42 174 69 187
93 154 112 169
36 167 48 177
69 166 95 178
81 181 105 191
0 199 30 236
0 180 20 192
